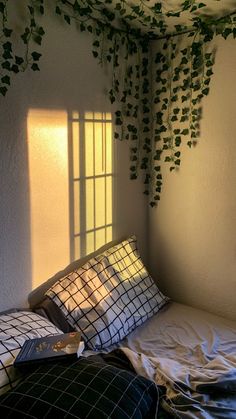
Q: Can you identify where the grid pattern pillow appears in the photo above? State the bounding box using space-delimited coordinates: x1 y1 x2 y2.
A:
0 311 62 395
0 357 160 418
46 236 168 350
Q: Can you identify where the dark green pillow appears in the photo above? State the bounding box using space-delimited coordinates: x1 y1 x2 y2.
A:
0 357 159 418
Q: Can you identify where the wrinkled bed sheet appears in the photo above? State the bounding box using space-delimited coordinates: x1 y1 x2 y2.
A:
118 302 236 418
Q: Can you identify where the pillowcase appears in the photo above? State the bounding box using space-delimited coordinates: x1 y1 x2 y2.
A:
46 236 168 350
0 357 160 418
0 311 62 395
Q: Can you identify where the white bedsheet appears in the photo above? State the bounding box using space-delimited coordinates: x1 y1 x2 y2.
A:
118 302 236 418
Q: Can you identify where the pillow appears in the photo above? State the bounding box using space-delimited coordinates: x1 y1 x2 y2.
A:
46 236 168 349
33 297 75 333
0 311 62 395
0 357 160 418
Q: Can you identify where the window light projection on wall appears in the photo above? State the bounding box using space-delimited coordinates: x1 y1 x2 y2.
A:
70 111 113 261
27 109 113 289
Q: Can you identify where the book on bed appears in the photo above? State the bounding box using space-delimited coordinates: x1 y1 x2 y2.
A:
14 332 85 368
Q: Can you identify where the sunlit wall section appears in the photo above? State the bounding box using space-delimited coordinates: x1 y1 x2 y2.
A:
71 111 113 258
28 109 70 288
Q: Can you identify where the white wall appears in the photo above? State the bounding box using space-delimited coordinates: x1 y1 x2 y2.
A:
0 11 147 311
149 37 236 321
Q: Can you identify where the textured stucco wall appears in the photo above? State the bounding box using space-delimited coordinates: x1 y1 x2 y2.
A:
149 37 236 320
0 12 147 311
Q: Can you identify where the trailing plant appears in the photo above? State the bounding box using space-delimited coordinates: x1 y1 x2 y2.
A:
0 0 45 96
1 1 236 206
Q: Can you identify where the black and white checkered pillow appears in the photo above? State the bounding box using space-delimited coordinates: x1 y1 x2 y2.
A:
46 236 169 350
0 311 62 395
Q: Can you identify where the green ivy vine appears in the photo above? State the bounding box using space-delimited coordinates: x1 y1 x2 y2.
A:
1 0 236 206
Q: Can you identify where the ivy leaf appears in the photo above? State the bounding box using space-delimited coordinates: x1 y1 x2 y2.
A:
2 61 11 70
202 87 209 96
11 64 19 73
73 0 80 11
3 28 12 37
55 6 61 15
31 63 40 71
152 3 162 12
15 56 24 65
1 75 10 85
93 40 100 47
64 14 71 24
3 50 13 60
28 5 34 15
0 86 8 96
175 137 181 146
173 108 180 115
198 3 206 8
0 2 5 13
3 41 12 51
160 125 167 133
115 3 121 10
30 18 36 28
222 28 232 40
115 117 122 125
31 51 42 61
38 27 45 36
182 107 190 115
191 70 198 78
21 33 29 44
206 60 213 67
34 36 42 45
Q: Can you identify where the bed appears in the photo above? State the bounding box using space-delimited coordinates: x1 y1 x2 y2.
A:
0 236 236 418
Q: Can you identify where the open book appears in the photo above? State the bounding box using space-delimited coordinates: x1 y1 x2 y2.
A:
14 332 85 368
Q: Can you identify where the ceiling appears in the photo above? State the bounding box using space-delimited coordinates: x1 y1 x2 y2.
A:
110 0 236 37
